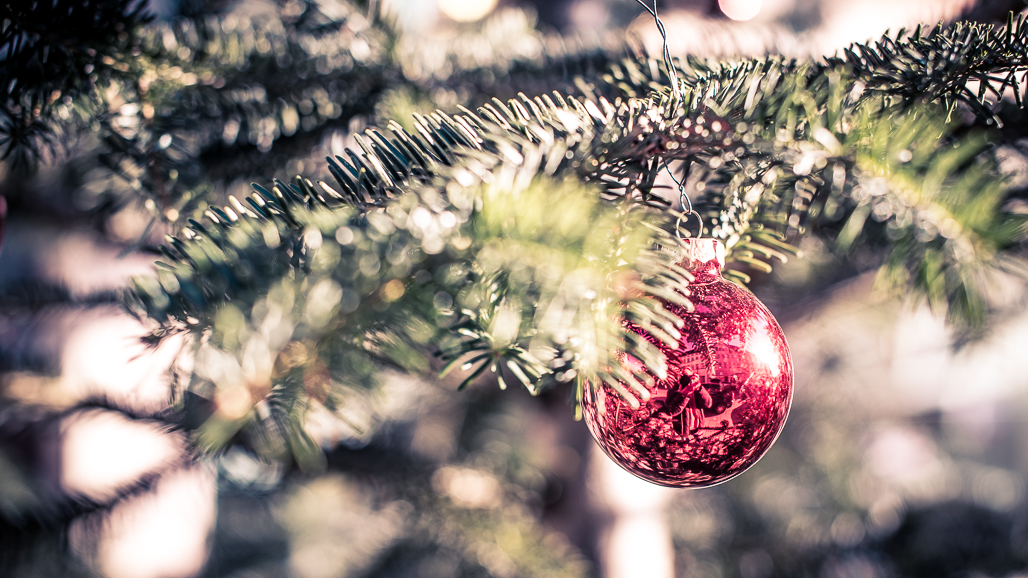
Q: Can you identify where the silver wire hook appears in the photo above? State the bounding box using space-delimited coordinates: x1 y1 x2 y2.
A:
637 1 697 238
635 0 682 105
662 161 703 240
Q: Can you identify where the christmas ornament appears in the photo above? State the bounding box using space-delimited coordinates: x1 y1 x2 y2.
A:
583 237 793 488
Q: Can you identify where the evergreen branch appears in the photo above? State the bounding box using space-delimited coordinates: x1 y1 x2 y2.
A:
2 0 627 236
57 2 632 244
79 0 399 226
0 0 151 170
592 16 1028 326
827 16 1028 126
962 0 1028 24
829 102 1026 327
127 10 1028 461
128 90 724 462
14 4 1027 466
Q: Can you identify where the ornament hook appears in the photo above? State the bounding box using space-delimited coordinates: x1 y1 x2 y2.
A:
662 161 703 240
635 0 682 105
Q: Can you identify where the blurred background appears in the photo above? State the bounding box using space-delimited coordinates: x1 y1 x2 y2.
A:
4 0 1028 577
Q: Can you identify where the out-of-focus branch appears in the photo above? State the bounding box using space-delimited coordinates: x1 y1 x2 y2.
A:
963 0 1028 23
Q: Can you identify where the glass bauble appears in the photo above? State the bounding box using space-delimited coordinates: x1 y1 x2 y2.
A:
583 238 793 488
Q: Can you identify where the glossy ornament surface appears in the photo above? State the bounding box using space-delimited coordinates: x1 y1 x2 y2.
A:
583 238 793 488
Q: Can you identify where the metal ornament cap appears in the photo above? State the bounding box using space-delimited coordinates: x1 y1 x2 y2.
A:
583 237 794 488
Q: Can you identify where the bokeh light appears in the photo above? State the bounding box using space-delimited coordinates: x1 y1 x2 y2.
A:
438 0 498 22
91 468 216 578
61 411 181 501
718 0 763 21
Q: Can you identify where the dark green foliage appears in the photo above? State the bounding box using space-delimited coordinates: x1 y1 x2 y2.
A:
120 11 1028 464
829 103 1025 327
4 0 626 241
83 0 399 229
0 0 151 169
595 19 1028 326
129 90 710 462
829 15 1028 126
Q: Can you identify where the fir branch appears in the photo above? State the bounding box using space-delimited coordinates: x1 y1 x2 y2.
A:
962 0 1028 25
827 16 1028 127
0 0 151 170
65 2 632 242
81 0 399 227
830 101 1026 327
598 17 1028 324
129 10 1028 460
62 9 1028 466
128 89 721 462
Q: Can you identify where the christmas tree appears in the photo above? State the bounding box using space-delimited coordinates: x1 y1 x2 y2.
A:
3 0 1028 576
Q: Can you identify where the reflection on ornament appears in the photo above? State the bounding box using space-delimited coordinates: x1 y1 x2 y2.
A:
583 238 793 488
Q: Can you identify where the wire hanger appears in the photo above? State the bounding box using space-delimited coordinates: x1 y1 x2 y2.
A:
662 160 704 240
636 1 703 240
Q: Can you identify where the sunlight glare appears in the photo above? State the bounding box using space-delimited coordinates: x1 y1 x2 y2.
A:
719 0 762 21
438 0 497 23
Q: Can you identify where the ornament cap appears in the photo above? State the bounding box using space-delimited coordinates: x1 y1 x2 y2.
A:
678 237 725 284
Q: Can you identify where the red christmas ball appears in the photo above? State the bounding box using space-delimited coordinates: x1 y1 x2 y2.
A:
583 238 793 488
